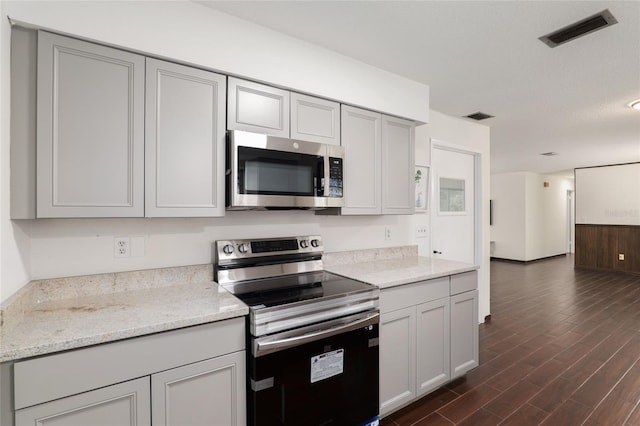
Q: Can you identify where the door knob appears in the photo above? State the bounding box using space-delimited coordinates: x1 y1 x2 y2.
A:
433 250 442 254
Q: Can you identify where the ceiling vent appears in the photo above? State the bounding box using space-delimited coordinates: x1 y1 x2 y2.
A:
540 152 558 156
539 9 617 48
465 112 494 121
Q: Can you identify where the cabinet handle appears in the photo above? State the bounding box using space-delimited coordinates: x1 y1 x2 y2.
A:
433 250 442 254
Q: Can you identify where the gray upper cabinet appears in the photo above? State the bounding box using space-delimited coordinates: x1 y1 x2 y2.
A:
290 93 340 145
227 77 289 137
36 31 145 218
145 59 226 217
382 115 415 214
340 105 382 215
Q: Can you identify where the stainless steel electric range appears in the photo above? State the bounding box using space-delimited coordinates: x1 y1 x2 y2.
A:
215 236 380 426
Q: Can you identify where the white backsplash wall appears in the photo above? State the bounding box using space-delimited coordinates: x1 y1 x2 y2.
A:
26 211 423 280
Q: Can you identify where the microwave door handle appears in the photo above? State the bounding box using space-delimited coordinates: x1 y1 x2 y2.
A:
253 312 379 357
318 157 326 195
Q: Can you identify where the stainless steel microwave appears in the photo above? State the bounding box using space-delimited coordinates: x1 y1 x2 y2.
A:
226 130 344 210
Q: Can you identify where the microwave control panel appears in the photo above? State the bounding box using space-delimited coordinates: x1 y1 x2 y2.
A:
328 157 343 198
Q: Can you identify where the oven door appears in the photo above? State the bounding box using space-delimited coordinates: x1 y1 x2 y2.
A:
248 311 379 426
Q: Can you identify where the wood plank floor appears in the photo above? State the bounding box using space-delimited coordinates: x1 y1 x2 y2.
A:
381 255 640 426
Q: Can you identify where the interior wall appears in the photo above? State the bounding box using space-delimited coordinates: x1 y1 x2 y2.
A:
1 1 31 304
575 163 640 226
0 0 430 303
4 1 429 123
423 110 491 322
491 171 574 262
490 172 526 260
525 173 573 260
0 2 488 311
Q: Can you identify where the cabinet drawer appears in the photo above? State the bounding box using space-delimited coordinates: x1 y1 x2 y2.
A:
380 277 449 313
450 271 478 295
14 318 245 410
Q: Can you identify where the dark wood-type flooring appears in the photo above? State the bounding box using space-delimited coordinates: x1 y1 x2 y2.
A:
382 255 640 426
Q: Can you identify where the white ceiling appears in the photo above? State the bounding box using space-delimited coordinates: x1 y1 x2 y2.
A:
199 0 640 175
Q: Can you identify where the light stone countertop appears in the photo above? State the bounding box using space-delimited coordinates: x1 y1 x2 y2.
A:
0 266 248 363
324 249 478 288
0 247 477 363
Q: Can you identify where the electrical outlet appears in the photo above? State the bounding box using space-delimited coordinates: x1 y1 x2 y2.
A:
114 237 130 258
416 226 428 238
619 253 625 261
385 227 392 241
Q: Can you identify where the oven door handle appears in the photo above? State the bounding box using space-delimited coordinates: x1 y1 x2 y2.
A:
254 311 379 357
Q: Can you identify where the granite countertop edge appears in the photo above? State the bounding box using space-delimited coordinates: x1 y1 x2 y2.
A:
0 280 249 363
324 256 479 289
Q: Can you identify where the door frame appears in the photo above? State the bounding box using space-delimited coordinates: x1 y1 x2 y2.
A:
566 189 575 254
430 139 483 266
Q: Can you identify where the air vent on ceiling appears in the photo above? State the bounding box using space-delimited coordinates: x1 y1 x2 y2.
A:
540 152 558 156
539 9 617 48
465 112 494 121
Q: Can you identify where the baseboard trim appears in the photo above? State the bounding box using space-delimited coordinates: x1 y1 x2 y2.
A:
490 253 569 264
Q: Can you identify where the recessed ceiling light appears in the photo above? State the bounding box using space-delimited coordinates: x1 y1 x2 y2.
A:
629 99 640 110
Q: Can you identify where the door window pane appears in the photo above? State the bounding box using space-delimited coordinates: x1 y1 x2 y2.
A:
440 178 465 212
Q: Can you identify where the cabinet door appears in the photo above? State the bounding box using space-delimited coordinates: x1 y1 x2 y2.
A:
340 105 382 215
290 93 340 145
145 59 226 217
416 297 450 397
36 31 144 217
381 115 415 215
151 351 246 426
380 306 415 416
450 290 479 379
228 77 289 137
15 377 150 426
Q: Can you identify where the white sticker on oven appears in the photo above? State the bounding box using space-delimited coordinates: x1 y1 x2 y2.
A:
310 349 344 383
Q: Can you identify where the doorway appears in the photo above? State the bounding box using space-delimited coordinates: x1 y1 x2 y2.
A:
430 145 477 264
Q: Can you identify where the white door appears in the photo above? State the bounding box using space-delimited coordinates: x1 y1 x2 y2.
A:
431 147 476 263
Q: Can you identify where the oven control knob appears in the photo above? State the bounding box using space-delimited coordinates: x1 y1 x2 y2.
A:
300 240 309 249
222 244 234 255
310 239 320 248
238 243 250 254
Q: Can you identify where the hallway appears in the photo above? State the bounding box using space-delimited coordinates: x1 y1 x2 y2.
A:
382 255 640 425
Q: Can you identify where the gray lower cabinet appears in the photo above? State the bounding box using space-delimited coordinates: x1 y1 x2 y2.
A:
15 377 151 426
379 271 478 417
9 319 246 426
416 297 451 397
451 289 480 379
380 306 415 414
36 31 145 218
145 58 226 217
151 351 246 426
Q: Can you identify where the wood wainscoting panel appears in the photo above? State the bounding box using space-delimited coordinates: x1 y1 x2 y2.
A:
575 224 640 275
